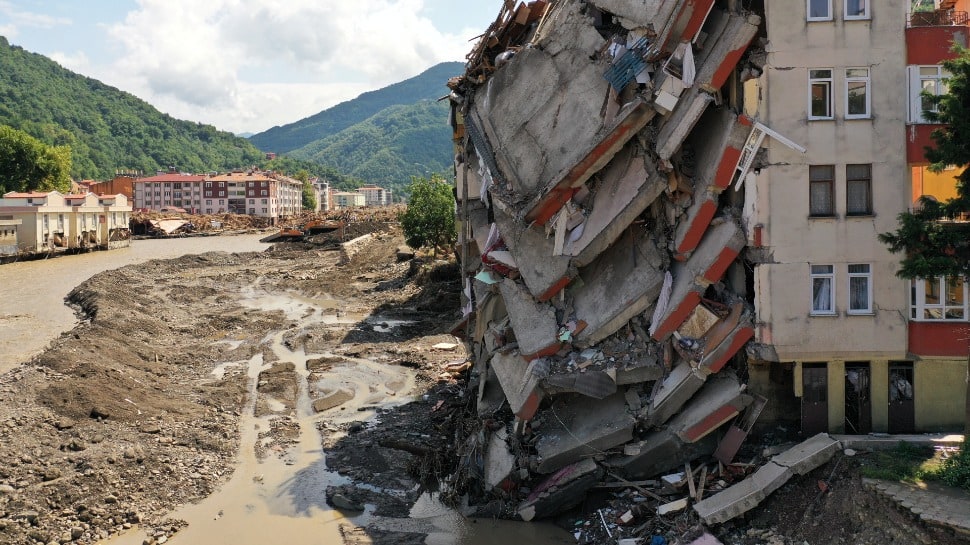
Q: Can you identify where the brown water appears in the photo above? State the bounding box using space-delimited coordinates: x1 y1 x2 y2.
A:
0 235 270 373
0 236 574 545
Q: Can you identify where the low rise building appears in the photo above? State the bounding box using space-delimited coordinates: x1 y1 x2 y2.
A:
0 191 75 252
98 194 132 248
133 172 206 213
204 170 302 220
333 191 366 209
357 184 391 206
64 193 104 248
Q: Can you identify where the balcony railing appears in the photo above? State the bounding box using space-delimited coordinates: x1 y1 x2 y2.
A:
908 9 969 27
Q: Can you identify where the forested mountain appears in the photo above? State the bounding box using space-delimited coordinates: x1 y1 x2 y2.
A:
249 62 462 154
286 100 453 189
0 37 265 180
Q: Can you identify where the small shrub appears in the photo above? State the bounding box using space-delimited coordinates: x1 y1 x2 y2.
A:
937 439 970 491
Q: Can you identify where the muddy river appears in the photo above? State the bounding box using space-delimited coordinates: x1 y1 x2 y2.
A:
0 236 573 545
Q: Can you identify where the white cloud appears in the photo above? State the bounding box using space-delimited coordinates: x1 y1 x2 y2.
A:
0 1 71 30
98 0 481 133
48 50 91 74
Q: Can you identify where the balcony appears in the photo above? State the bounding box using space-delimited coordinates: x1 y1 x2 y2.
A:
908 10 968 27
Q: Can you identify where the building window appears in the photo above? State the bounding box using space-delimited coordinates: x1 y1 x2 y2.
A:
845 68 870 119
809 165 835 217
205 182 212 188
262 208 268 213
847 264 872 314
261 199 268 204
205 199 212 205
908 65 949 123
811 264 836 315
261 190 268 196
809 69 833 119
248 208 255 214
845 164 872 216
807 0 832 20
911 277 967 320
845 0 869 19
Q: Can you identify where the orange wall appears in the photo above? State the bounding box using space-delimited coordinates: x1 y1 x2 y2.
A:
912 165 963 203
909 321 970 357
907 26 967 65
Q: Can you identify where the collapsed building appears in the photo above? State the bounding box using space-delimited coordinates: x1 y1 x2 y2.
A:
443 0 969 526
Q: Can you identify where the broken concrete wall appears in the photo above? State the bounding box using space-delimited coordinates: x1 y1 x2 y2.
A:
446 0 776 523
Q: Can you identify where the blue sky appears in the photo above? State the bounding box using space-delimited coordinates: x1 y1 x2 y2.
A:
0 0 498 133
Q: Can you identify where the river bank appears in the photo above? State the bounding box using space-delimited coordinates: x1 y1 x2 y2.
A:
0 223 525 545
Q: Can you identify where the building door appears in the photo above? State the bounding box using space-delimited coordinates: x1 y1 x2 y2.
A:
888 362 915 434
844 362 872 434
802 363 828 435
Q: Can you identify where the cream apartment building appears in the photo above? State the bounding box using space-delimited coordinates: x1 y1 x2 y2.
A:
747 0 966 434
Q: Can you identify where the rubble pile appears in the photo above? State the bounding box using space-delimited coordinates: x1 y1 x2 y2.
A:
438 0 813 535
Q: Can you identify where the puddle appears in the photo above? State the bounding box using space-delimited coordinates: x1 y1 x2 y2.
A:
102 287 573 545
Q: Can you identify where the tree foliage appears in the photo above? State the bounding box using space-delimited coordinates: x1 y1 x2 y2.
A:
0 37 265 180
879 45 970 279
249 62 462 154
0 124 71 193
287 100 453 196
399 175 456 256
294 170 317 211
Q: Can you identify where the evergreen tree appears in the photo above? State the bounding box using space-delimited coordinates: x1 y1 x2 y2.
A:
878 45 970 433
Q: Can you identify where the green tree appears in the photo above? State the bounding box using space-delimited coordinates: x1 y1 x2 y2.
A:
399 175 456 257
878 44 970 434
0 124 71 193
294 170 317 211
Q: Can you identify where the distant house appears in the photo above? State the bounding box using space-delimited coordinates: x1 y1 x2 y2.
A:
133 172 207 213
64 193 104 248
98 194 132 248
0 191 77 252
204 170 302 220
356 184 391 206
0 217 22 256
312 178 331 212
333 191 366 209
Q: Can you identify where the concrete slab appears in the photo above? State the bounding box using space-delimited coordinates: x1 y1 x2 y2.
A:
651 220 745 341
566 145 667 267
771 433 840 475
833 434 965 451
469 2 622 207
656 87 714 162
542 368 618 399
523 98 657 226
518 458 604 521
645 361 707 427
610 430 718 479
692 10 761 91
493 202 574 301
490 350 543 420
693 461 792 525
485 428 516 490
666 376 751 443
536 392 635 473
572 227 666 346
499 278 561 360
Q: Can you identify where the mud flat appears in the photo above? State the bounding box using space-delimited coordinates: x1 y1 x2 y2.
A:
0 224 572 545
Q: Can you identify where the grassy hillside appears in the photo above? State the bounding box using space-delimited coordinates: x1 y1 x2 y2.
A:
287 100 453 191
0 36 265 180
249 62 462 154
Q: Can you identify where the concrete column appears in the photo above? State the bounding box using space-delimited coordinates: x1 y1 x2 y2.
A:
870 359 889 433
828 360 845 434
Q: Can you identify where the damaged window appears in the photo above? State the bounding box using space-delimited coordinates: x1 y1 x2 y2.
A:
845 68 871 119
845 164 872 215
811 264 836 315
845 0 869 19
807 0 833 20
809 165 835 217
848 264 872 314
809 69 834 120
912 276 968 320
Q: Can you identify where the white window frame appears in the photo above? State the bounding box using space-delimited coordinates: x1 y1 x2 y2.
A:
847 264 873 314
844 0 870 20
911 277 969 321
811 264 837 316
845 67 871 119
807 0 833 21
908 65 949 123
809 69 834 120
